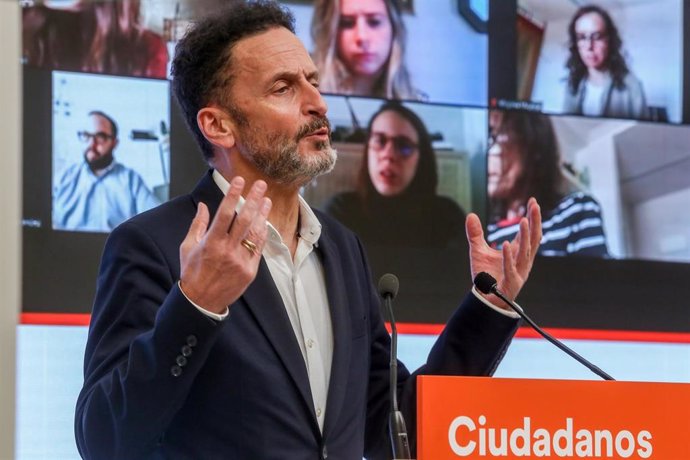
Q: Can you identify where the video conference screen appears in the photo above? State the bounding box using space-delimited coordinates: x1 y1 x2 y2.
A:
20 0 690 333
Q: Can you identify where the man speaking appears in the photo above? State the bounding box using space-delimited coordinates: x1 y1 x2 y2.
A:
74 1 542 459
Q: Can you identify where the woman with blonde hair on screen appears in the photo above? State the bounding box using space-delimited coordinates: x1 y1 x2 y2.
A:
311 0 424 100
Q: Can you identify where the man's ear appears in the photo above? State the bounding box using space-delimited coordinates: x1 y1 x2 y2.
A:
197 107 236 149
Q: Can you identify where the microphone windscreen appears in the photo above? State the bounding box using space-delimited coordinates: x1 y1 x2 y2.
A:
378 273 399 300
474 272 497 294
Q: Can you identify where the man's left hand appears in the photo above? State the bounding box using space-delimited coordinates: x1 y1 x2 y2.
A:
465 197 542 306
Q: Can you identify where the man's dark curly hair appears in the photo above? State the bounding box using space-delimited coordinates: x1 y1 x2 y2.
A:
566 4 629 94
171 1 295 161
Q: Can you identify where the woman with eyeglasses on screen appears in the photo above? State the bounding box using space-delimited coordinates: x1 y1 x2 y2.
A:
486 110 609 258
311 0 424 100
563 4 647 120
324 101 466 251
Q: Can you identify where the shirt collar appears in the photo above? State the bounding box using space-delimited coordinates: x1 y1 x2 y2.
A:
211 170 321 247
85 159 117 178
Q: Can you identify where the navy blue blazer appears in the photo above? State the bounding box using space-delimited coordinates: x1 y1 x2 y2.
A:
75 171 519 459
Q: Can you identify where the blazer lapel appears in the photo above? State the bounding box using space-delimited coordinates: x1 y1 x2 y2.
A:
191 171 316 426
241 263 316 422
317 230 352 439
190 170 224 216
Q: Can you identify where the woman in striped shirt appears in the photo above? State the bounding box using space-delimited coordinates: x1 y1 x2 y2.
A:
486 110 609 258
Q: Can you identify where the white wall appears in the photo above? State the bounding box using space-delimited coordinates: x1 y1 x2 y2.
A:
0 1 21 458
631 188 690 262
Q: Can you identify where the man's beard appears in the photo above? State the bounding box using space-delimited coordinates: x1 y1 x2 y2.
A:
234 114 337 187
85 149 114 172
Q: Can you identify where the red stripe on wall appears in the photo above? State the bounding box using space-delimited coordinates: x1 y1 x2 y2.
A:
513 327 690 344
386 323 690 344
19 313 690 344
20 313 91 326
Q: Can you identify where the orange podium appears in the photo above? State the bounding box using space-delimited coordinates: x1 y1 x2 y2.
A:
417 376 690 459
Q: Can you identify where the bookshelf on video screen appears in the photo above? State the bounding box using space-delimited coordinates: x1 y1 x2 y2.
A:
20 0 690 335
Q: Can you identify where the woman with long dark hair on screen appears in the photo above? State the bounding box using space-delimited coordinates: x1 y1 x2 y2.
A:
487 110 609 257
22 0 168 78
325 101 468 316
325 101 465 249
311 0 424 100
563 4 647 119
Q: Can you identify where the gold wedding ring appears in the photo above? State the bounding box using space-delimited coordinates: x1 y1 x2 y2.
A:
241 238 258 256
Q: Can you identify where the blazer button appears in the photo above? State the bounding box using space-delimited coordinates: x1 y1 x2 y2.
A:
181 345 193 357
170 365 182 377
176 355 187 367
186 335 198 347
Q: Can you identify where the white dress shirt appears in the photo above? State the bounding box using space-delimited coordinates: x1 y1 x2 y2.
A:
182 170 518 433
193 171 333 432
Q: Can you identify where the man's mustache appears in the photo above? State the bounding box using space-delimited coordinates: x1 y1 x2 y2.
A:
295 117 331 141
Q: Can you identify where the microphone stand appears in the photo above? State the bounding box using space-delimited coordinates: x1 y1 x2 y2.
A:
475 272 614 381
383 292 412 459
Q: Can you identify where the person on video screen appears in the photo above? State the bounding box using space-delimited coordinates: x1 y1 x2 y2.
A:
325 101 466 250
487 110 609 258
22 0 167 78
311 0 424 100
562 4 647 120
53 110 160 232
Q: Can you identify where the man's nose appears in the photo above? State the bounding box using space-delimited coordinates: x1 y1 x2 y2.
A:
304 83 328 118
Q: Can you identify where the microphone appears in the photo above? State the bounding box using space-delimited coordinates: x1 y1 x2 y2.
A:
474 272 615 381
378 274 412 459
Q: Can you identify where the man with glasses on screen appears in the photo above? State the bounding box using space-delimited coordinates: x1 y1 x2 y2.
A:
75 2 542 459
53 110 160 232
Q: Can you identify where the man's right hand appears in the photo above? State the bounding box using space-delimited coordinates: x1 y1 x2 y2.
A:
179 176 272 314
